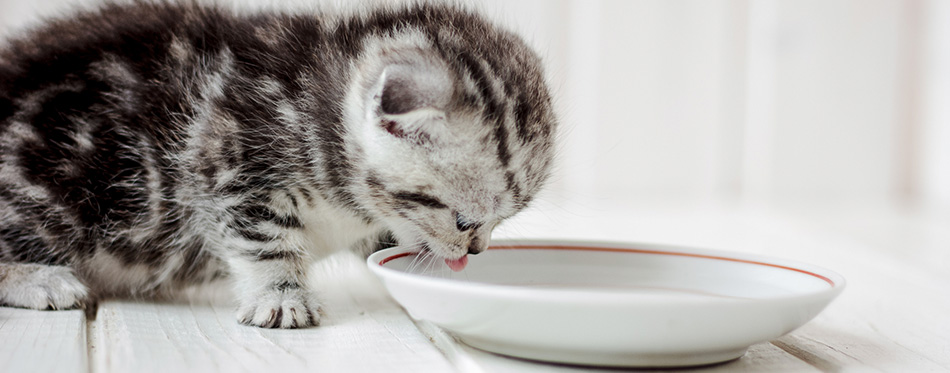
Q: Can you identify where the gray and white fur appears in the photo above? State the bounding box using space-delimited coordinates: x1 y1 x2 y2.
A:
0 1 556 328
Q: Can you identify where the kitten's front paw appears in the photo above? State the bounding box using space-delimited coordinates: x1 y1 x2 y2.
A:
236 288 320 329
0 264 90 311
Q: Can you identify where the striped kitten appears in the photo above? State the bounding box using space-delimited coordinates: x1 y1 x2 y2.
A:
0 2 555 328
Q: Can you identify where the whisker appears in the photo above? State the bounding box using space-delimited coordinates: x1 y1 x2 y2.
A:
424 251 438 275
405 242 426 274
422 251 438 275
410 251 429 274
407 253 422 274
408 246 428 274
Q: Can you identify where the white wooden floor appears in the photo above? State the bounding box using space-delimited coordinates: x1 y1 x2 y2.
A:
3 199 949 373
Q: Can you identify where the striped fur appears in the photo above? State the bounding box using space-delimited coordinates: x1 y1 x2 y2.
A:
0 1 556 328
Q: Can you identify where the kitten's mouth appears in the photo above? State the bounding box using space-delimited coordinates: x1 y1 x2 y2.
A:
420 243 469 272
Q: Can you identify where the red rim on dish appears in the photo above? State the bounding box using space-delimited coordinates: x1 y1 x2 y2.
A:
377 244 836 287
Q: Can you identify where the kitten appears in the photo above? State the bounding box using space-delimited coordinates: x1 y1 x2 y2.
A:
0 1 556 328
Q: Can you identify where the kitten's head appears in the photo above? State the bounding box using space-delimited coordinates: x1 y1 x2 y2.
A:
344 20 555 266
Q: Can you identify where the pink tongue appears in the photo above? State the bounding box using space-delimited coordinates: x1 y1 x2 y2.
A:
445 256 468 272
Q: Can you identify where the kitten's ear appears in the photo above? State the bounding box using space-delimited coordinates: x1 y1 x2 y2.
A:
377 64 452 115
371 63 453 141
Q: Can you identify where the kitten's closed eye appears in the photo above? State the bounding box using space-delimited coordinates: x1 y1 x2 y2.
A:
392 191 447 209
454 211 481 232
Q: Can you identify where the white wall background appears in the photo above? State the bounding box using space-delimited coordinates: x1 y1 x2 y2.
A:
480 0 950 213
2 0 948 213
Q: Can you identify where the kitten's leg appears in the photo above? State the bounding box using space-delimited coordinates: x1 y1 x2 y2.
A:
225 203 319 328
0 263 90 310
229 250 319 329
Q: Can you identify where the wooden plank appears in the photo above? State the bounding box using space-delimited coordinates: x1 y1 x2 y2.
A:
88 252 456 373
0 308 87 373
763 244 950 372
747 209 950 372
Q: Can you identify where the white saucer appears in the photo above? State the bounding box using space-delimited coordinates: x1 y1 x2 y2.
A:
367 240 845 367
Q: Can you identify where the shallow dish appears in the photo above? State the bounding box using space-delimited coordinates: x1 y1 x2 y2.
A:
367 240 845 367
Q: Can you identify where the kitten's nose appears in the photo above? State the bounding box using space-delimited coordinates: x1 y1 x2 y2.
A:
467 238 487 255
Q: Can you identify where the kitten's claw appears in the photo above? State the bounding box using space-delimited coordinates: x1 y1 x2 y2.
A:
236 288 320 328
